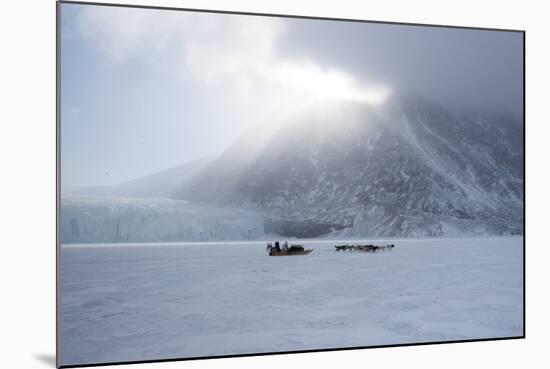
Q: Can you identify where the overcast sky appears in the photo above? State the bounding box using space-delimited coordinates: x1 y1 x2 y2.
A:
60 3 523 188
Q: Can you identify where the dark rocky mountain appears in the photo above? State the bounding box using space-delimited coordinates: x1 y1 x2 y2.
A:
175 94 523 238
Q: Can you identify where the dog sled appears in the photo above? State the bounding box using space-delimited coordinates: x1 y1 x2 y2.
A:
266 243 313 256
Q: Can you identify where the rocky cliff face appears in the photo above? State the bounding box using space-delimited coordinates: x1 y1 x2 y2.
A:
176 95 523 238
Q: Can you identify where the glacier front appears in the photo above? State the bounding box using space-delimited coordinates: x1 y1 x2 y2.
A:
61 196 267 243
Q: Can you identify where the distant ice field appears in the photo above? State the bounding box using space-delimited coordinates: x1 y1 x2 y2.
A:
59 237 523 366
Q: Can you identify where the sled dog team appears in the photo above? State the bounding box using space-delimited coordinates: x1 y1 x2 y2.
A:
334 244 395 253
265 241 395 254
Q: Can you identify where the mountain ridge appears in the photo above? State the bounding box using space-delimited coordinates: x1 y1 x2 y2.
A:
72 156 213 199
175 95 523 238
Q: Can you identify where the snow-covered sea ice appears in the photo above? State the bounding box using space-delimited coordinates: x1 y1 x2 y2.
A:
59 237 523 366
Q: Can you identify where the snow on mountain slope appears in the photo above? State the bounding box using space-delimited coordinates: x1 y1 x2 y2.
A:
177 95 523 238
173 123 277 203
61 196 266 244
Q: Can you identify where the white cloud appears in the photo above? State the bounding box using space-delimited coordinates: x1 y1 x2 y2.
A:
74 6 390 114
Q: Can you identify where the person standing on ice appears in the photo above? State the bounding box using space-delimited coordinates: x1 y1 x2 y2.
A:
283 241 289 251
